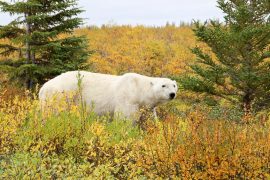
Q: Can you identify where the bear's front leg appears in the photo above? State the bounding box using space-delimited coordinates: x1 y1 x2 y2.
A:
114 103 139 123
153 107 158 120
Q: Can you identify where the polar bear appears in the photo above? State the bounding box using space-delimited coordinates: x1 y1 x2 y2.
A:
39 71 178 121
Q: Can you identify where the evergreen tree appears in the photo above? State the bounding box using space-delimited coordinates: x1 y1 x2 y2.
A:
0 0 90 89
180 0 270 115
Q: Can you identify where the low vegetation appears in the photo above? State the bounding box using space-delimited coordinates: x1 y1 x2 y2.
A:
1 93 270 179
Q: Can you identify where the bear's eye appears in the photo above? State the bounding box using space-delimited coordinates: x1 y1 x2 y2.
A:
173 85 176 88
162 85 166 88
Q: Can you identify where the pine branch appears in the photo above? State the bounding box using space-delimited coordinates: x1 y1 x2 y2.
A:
0 44 20 56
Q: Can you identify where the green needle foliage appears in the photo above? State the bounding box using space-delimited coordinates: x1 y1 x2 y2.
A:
0 0 90 89
181 0 270 115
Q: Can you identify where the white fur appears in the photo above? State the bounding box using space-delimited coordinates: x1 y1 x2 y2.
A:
39 71 178 121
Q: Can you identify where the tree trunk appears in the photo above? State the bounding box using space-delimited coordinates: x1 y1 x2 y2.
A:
30 51 36 88
243 91 252 117
25 12 33 89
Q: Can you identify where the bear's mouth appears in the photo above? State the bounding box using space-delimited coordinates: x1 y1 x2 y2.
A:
160 97 172 102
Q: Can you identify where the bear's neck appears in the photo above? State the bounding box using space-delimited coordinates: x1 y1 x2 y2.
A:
140 95 158 108
138 84 159 108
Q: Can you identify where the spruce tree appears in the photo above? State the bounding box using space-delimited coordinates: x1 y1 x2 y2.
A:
0 0 90 89
180 0 270 115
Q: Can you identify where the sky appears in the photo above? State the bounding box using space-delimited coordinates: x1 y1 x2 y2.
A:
0 0 224 26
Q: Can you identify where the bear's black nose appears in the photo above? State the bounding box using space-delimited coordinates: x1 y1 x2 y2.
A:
169 93 175 99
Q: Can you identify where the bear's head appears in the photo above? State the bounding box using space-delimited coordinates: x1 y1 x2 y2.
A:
151 78 178 103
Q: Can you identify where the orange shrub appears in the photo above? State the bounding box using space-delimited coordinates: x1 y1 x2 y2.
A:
137 111 270 179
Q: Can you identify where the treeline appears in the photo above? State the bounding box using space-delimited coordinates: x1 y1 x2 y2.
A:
0 24 198 85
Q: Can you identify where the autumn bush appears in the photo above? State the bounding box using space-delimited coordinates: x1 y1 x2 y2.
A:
0 93 270 179
74 24 197 76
